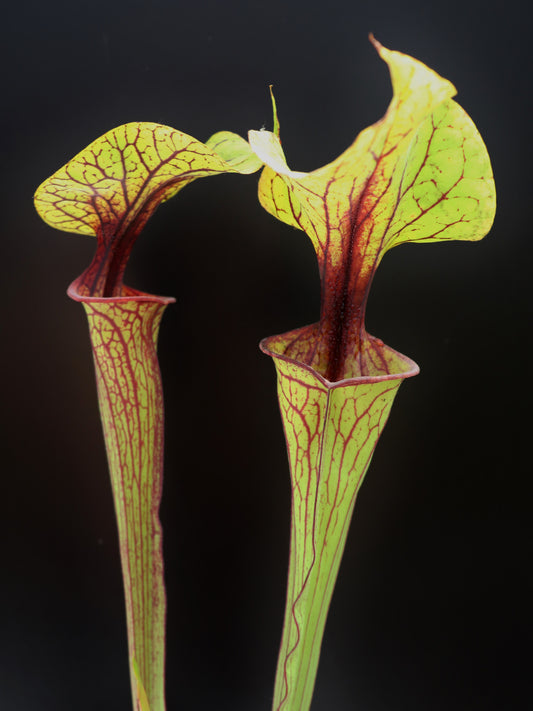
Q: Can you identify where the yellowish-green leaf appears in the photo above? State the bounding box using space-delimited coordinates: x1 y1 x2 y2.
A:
132 657 152 711
206 130 263 173
34 119 261 711
254 38 496 711
262 334 418 711
78 291 171 711
249 37 496 382
34 122 260 297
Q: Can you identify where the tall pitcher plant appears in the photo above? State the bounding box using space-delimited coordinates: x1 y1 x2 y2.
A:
248 36 495 711
34 125 261 711
34 37 495 711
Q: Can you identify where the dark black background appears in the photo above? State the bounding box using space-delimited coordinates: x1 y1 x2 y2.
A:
1 1 531 709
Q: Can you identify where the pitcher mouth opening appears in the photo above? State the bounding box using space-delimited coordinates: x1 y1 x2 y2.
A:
67 279 175 306
260 325 420 389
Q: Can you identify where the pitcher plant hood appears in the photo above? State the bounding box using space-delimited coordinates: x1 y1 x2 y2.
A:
250 35 495 382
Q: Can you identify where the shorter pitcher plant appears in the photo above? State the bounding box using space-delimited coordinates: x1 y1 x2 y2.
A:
34 37 495 711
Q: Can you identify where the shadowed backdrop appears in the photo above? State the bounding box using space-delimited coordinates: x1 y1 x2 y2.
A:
1 1 530 709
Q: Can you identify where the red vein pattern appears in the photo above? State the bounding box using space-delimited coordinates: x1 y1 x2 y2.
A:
262 333 419 711
252 39 495 711
35 123 261 298
251 40 495 384
73 286 173 711
35 122 261 711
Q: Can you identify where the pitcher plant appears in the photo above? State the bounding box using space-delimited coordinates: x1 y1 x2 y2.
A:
34 124 261 711
248 35 495 711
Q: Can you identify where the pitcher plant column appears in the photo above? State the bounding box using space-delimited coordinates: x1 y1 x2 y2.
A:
34 123 261 711
249 36 496 711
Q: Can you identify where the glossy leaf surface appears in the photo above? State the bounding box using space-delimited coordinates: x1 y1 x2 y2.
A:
251 39 496 711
